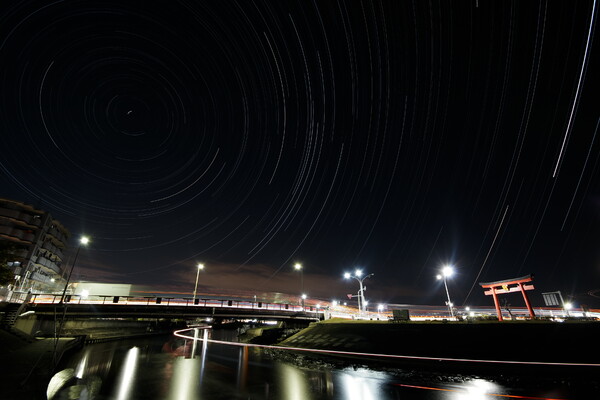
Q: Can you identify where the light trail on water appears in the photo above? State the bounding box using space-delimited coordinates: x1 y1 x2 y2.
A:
393 383 569 400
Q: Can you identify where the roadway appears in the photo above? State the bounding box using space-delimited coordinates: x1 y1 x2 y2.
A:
11 292 600 321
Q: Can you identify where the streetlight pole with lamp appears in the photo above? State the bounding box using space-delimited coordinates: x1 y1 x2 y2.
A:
294 263 309 308
294 262 304 295
344 269 373 316
59 236 90 304
436 265 455 318
193 263 205 303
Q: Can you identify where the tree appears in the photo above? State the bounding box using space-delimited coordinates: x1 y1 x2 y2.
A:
502 298 513 320
0 241 18 286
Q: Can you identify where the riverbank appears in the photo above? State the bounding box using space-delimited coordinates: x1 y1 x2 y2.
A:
0 328 84 399
275 319 600 377
0 326 177 400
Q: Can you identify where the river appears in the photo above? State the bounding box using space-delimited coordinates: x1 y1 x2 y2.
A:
47 329 594 399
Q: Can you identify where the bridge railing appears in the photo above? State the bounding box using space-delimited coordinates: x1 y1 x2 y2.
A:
27 292 325 314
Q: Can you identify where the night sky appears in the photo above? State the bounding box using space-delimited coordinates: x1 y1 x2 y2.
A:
1 1 599 308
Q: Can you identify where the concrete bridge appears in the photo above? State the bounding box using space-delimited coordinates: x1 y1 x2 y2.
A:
0 292 324 338
3 291 597 337
2 292 322 332
26 300 322 321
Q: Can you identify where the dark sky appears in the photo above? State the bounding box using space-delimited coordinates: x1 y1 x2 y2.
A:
1 1 599 308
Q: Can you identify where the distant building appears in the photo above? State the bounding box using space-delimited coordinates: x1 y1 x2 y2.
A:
0 198 70 292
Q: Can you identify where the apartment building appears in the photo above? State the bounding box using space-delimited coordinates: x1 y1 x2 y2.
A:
0 198 70 292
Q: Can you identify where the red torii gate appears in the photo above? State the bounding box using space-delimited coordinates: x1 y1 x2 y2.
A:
479 274 535 321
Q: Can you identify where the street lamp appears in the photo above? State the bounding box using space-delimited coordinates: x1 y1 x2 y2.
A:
301 293 307 309
344 269 373 315
294 262 304 293
564 301 573 317
60 236 90 304
436 265 455 318
193 263 205 303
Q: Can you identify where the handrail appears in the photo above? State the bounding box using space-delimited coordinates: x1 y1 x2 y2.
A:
26 293 326 314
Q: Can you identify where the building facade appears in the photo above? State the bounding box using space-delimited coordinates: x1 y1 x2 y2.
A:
0 198 70 292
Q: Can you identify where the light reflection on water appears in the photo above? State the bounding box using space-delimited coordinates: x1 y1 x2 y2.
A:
48 330 580 400
337 370 381 400
167 357 200 400
113 346 139 400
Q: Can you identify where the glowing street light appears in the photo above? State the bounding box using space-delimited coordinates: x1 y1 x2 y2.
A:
60 235 90 304
344 269 373 315
301 293 307 309
564 301 573 317
436 264 455 318
293 263 304 302
193 263 205 303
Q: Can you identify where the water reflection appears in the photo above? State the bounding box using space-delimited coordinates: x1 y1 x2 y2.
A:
457 379 501 400
49 330 577 400
113 346 139 400
74 349 88 379
277 362 310 400
167 357 200 400
338 370 383 400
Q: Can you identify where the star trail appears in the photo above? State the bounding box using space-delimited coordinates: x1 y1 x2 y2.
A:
1 0 598 307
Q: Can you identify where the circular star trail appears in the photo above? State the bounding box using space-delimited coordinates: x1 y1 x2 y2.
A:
1 1 598 305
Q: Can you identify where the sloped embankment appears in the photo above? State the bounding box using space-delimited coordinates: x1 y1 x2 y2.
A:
277 320 600 364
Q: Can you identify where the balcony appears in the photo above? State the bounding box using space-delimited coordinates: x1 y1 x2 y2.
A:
0 207 20 220
30 271 53 284
36 256 61 275
0 208 36 226
0 226 35 243
41 241 64 260
47 227 68 244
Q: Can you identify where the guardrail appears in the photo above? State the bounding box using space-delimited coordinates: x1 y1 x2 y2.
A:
26 292 326 315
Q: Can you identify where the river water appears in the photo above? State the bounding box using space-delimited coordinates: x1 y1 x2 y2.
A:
48 329 595 400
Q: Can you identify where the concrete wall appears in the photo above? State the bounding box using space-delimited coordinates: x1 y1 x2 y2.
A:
14 314 162 337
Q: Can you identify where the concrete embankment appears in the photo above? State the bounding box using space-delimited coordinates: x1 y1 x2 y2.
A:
0 325 178 400
0 328 84 399
276 320 600 374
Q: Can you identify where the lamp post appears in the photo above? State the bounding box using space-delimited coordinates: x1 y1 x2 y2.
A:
293 263 306 307
59 236 90 304
301 293 307 309
436 265 455 318
344 269 373 316
294 262 304 293
193 263 205 303
564 301 573 318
